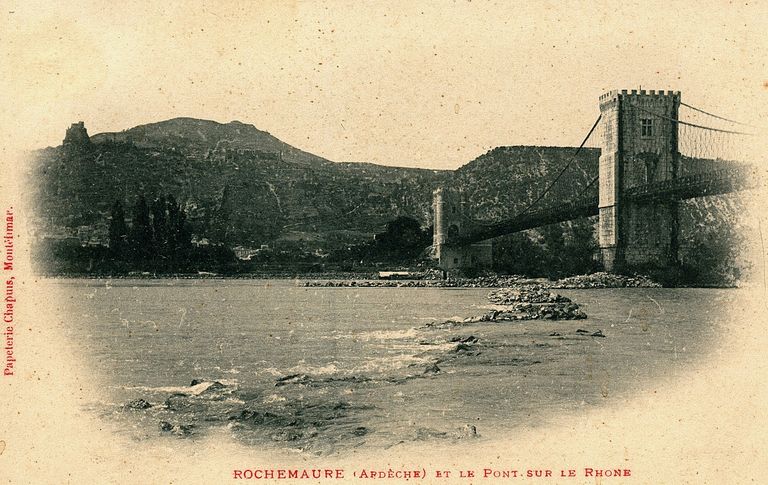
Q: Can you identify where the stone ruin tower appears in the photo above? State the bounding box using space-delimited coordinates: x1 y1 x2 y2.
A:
63 121 91 147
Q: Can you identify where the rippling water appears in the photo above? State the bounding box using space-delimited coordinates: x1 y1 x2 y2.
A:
52 279 733 455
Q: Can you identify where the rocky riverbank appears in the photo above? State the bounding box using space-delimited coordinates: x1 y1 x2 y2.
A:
302 275 526 288
46 270 663 288
302 271 660 289
552 272 660 289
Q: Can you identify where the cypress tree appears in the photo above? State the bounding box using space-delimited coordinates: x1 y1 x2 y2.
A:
151 197 168 262
129 195 153 265
108 200 128 260
167 196 191 268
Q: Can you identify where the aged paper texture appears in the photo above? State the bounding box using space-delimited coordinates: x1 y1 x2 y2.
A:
1 1 767 483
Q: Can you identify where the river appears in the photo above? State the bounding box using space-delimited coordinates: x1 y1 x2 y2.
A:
51 278 733 456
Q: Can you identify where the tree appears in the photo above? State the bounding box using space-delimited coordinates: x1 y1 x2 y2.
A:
167 195 192 266
492 219 599 278
129 195 153 264
104 194 194 272
540 223 567 277
680 223 747 286
493 231 546 276
561 218 599 275
151 197 168 258
107 200 128 260
374 216 430 261
211 185 233 245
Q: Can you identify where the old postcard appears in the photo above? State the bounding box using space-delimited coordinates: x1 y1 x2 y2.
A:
2 1 767 483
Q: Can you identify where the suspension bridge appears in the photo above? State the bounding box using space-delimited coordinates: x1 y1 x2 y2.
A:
433 89 761 272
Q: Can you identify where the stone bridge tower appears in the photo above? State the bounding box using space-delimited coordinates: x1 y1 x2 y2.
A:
598 89 681 272
432 187 492 270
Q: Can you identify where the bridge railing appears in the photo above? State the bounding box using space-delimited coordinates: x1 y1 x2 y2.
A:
624 166 752 202
451 166 755 245
454 194 599 245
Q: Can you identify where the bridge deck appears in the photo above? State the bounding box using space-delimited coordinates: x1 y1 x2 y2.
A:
624 167 752 202
456 167 752 245
457 196 598 245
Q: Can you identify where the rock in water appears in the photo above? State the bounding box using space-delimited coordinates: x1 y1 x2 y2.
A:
460 424 478 438
159 421 174 432
488 286 571 305
454 343 474 353
125 398 152 410
270 430 303 442
274 374 310 386
486 285 587 320
198 381 226 394
176 424 195 436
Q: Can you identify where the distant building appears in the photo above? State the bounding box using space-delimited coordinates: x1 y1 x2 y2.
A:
232 246 258 260
63 121 91 147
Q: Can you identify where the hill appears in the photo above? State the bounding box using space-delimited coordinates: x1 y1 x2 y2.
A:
90 117 331 167
451 145 600 221
28 119 448 249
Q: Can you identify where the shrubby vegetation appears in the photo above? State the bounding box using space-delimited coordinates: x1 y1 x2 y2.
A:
108 195 193 269
491 216 747 287
330 216 432 266
37 186 745 286
492 218 601 279
35 195 236 275
34 197 746 287
636 223 749 287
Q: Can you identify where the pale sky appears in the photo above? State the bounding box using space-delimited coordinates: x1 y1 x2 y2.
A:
1 0 766 169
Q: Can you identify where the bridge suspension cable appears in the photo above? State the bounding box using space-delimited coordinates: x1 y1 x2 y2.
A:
680 101 759 129
516 114 602 217
630 103 758 164
511 98 755 226
448 96 759 246
575 174 599 197
631 104 756 136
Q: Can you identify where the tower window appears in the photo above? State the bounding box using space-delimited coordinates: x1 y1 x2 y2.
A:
451 206 457 214
641 118 653 137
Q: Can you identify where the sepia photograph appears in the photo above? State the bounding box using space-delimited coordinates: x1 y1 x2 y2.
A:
1 1 767 483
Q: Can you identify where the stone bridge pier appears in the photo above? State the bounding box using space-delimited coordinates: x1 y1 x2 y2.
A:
432 187 492 270
598 89 681 272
